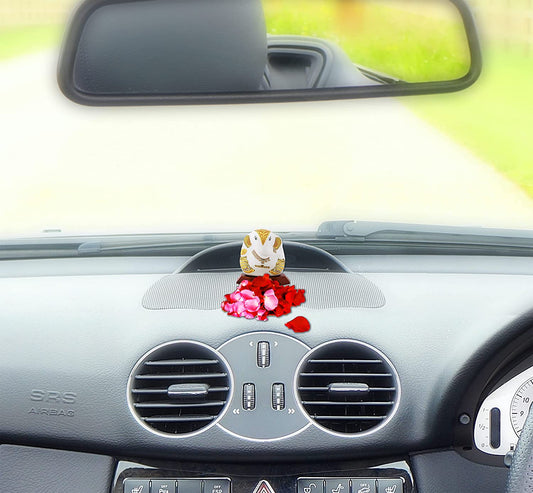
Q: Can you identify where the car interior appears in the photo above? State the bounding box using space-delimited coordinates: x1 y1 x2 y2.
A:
2 0 533 492
5 222 533 493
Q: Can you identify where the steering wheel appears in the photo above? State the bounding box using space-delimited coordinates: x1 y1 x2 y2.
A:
507 406 533 492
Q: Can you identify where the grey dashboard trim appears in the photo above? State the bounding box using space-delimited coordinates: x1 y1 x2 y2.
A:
1 257 533 461
216 420 313 443
5 255 533 279
216 331 312 443
0 444 115 493
411 450 508 493
0 256 188 278
339 255 533 275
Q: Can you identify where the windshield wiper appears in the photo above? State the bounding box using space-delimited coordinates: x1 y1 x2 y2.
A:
0 232 314 260
317 220 533 248
355 64 401 85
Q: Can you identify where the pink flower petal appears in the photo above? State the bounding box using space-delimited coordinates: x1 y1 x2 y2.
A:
229 291 242 302
222 302 233 313
234 301 246 316
240 289 256 300
264 289 279 311
244 298 260 312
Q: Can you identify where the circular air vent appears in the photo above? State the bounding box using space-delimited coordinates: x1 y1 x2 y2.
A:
296 340 399 435
128 341 232 436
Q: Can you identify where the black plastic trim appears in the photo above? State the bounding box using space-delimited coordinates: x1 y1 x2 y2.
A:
111 458 415 493
177 241 350 274
57 0 482 106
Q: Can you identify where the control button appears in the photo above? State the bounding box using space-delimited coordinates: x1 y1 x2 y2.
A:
297 478 325 493
178 480 202 493
490 407 501 449
243 383 256 410
253 480 276 493
272 383 285 411
257 341 271 367
352 479 377 493
152 480 176 493
325 479 350 493
376 478 404 493
123 479 150 493
204 479 231 493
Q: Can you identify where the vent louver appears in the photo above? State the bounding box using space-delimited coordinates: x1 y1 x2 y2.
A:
297 340 399 435
129 341 231 435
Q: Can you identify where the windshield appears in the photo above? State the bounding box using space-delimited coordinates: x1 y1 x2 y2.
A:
1 0 533 238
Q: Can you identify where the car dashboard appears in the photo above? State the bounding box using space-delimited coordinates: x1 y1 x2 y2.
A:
2 242 533 493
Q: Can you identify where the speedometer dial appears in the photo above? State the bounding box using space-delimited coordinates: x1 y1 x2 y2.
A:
475 366 533 456
510 379 533 436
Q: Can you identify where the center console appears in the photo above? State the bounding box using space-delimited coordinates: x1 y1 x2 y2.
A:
116 461 413 493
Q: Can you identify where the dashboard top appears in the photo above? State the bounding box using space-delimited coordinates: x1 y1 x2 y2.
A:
1 250 533 464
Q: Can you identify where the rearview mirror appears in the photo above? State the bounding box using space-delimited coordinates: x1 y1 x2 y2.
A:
58 0 481 105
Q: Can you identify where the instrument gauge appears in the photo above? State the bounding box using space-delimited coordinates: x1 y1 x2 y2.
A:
510 379 533 436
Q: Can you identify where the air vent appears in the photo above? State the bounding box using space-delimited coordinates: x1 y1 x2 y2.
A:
129 341 232 436
297 340 399 435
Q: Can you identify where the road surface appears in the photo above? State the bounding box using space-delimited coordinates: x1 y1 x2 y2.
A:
1 50 533 237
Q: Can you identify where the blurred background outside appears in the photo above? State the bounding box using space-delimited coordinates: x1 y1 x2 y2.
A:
1 0 533 235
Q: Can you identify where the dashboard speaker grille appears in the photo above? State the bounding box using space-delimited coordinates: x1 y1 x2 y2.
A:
297 340 398 434
143 272 385 310
129 341 231 435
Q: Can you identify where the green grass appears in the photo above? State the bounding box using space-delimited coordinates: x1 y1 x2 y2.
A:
0 25 61 60
406 48 533 197
264 0 471 82
265 0 533 199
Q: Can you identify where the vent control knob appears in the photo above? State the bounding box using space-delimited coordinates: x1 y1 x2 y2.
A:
243 383 256 410
257 341 271 368
272 383 285 410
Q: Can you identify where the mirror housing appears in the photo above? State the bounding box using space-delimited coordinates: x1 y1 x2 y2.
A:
58 0 482 106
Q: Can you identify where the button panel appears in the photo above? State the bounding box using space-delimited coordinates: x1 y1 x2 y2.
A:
204 479 231 493
376 478 403 493
123 478 230 493
124 479 151 493
152 480 176 493
217 332 309 440
352 478 376 493
325 478 350 493
297 478 325 493
298 478 404 493
179 480 203 493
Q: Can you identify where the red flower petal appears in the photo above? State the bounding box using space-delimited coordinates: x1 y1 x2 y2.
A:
285 316 310 333
223 276 306 321
293 290 306 306
251 274 271 289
